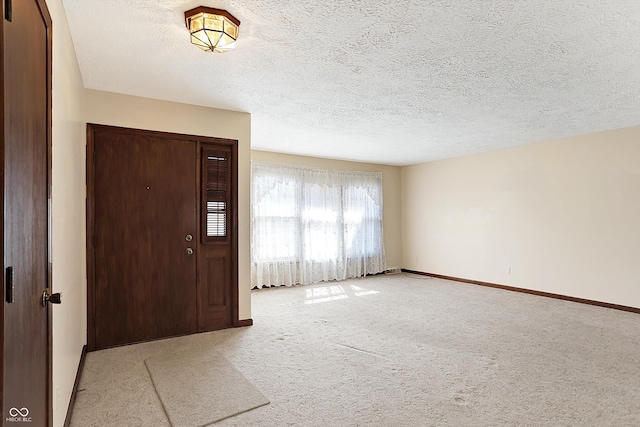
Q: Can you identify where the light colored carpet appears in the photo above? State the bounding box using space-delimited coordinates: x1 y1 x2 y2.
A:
145 349 269 426
70 274 640 426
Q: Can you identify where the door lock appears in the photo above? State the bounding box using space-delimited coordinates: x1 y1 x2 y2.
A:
186 248 194 255
185 234 193 242
42 288 62 307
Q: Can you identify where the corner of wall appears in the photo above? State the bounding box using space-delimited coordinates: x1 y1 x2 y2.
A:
47 0 88 425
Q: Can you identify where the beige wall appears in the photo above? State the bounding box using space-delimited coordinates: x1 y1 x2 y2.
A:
252 150 403 269
84 90 252 322
402 126 640 309
47 0 87 425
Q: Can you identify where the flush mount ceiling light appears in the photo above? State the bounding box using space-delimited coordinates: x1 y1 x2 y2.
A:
184 6 240 53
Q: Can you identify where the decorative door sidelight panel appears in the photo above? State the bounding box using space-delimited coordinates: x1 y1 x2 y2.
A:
198 145 237 331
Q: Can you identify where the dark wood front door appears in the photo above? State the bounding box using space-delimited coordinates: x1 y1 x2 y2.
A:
88 125 238 351
91 127 198 350
2 0 52 425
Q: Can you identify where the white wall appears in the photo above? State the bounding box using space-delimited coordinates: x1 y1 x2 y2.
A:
251 150 403 269
402 126 640 309
46 0 87 425
83 89 252 321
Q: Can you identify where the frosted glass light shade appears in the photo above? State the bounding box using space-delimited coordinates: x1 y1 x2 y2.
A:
184 7 240 53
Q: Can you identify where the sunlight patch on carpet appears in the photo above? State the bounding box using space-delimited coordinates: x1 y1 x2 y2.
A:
305 284 380 304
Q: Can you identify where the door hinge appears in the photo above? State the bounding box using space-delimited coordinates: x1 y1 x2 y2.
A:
5 266 14 303
4 0 12 22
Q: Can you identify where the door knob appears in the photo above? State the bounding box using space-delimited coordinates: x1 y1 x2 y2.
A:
42 288 62 307
186 248 194 255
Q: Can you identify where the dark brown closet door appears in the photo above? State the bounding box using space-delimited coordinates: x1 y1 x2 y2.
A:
91 126 198 349
2 0 52 424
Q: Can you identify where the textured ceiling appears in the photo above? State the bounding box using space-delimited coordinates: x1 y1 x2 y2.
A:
62 0 640 166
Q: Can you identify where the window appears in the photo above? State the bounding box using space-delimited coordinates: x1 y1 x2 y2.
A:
207 201 226 237
203 149 230 241
251 162 386 288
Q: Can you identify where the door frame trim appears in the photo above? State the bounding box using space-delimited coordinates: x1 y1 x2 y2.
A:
1 0 53 423
86 124 240 351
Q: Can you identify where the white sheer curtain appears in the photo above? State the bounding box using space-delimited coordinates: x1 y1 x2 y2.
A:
251 162 386 288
